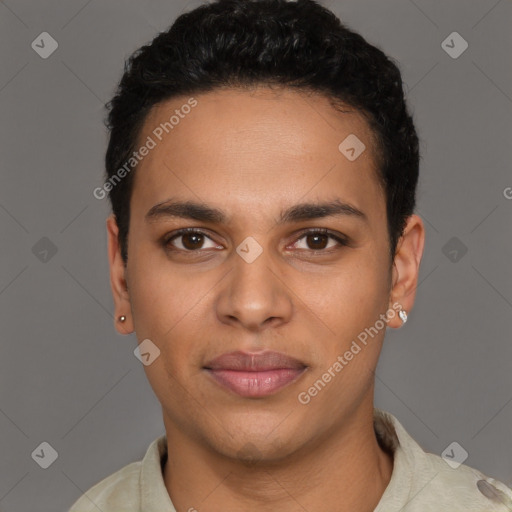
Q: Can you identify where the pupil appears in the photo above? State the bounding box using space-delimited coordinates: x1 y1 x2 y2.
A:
183 233 203 250
308 234 327 250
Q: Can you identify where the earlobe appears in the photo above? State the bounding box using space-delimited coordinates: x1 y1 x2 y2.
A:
387 214 425 329
106 215 134 335
115 313 133 335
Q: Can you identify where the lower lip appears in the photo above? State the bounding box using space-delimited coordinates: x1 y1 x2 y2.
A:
205 368 306 398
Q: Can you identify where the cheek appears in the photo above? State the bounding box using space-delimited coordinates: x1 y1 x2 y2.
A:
127 251 216 372
309 251 390 348
323 250 387 304
303 258 389 397
127 248 203 340
129 268 208 400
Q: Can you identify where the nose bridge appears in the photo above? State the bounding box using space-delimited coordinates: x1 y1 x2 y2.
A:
216 237 292 329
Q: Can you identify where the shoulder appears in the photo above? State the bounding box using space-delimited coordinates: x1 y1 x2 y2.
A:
68 460 142 512
374 408 512 512
423 452 512 512
67 434 169 512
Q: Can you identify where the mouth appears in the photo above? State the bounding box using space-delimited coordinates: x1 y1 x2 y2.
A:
203 350 308 398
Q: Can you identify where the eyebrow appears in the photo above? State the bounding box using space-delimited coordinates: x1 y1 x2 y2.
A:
145 198 367 225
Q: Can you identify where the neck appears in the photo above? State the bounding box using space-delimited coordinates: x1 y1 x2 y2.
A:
162 403 394 512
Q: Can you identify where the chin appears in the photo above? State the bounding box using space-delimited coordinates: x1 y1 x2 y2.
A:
202 420 303 465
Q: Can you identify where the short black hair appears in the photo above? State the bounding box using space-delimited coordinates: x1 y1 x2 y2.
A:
105 0 419 265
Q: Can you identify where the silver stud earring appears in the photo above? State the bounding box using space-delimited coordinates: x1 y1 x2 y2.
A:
399 310 408 324
118 315 127 323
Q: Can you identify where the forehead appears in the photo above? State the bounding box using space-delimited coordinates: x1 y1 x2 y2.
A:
130 87 384 224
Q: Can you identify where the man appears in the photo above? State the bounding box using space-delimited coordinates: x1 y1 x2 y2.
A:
71 0 512 510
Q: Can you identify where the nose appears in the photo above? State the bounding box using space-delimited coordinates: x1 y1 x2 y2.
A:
215 245 293 332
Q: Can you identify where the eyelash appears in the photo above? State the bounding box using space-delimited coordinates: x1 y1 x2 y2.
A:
162 227 349 254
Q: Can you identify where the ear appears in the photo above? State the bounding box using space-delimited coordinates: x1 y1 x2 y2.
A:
387 214 425 328
106 214 134 335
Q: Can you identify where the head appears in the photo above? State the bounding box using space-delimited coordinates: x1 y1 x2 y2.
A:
105 0 424 461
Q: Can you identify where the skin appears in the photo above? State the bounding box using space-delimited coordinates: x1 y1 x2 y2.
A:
107 86 425 512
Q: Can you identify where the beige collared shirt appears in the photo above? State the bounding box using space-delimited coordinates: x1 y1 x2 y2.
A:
68 408 512 511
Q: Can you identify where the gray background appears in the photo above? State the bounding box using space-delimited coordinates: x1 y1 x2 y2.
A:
1 0 511 510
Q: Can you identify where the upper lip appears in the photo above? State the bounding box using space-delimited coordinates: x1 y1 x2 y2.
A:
204 350 306 371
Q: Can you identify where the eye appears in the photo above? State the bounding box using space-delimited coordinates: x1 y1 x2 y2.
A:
162 227 348 254
164 228 220 251
291 229 348 251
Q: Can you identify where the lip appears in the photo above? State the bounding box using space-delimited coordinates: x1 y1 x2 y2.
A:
203 350 307 398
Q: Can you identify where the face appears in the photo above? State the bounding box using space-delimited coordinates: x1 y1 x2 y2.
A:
107 86 424 461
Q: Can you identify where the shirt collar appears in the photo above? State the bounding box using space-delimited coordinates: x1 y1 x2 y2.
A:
373 407 417 510
140 433 176 511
